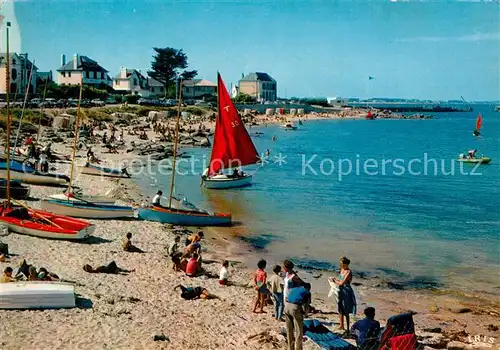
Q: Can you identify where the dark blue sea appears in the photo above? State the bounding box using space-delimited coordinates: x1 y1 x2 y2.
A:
138 104 500 293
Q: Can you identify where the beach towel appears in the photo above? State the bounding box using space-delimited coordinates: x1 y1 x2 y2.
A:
327 280 339 303
303 319 356 350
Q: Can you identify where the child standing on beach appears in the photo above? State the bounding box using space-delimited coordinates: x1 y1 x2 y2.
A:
267 265 284 321
219 260 229 285
252 259 268 313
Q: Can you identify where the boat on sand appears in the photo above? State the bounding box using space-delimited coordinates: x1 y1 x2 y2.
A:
0 282 75 309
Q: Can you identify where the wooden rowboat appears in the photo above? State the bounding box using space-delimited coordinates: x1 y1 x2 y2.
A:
0 205 95 240
0 282 75 309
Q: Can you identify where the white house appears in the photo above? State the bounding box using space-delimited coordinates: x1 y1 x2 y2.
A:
113 67 149 95
57 54 111 87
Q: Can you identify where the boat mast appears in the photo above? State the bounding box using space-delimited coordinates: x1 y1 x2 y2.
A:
168 79 183 208
4 22 12 207
67 79 84 198
36 77 50 142
12 61 35 154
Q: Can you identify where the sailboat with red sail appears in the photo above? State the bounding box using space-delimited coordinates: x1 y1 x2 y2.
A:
201 73 260 189
473 113 482 136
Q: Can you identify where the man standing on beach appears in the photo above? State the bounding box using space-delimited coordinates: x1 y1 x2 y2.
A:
282 260 309 350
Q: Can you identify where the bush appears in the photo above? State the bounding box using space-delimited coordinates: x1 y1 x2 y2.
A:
233 93 256 104
85 109 113 122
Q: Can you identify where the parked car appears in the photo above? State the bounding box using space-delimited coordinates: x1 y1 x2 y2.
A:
91 99 105 107
194 101 213 108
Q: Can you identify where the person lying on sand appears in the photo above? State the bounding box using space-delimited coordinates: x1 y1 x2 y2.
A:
0 267 15 283
122 232 144 253
38 267 59 281
174 285 218 300
83 261 134 275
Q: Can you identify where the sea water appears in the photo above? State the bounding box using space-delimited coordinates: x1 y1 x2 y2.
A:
137 104 500 293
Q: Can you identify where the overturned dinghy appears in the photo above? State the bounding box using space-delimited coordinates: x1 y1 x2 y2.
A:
0 282 76 309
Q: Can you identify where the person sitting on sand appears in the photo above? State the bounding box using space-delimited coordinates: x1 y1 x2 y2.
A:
351 307 381 350
38 267 59 281
15 259 32 280
152 190 163 207
168 236 181 257
185 253 202 277
83 261 133 275
122 232 144 253
219 260 230 286
174 284 217 300
253 259 268 314
1 267 15 283
28 266 39 281
172 253 188 272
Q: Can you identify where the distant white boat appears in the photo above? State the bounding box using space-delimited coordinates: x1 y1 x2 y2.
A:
0 282 76 309
281 122 298 130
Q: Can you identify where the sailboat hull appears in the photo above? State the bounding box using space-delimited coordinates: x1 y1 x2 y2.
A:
49 193 115 204
203 174 253 189
0 180 30 199
0 206 94 240
138 206 231 226
78 164 130 178
0 169 68 186
40 199 135 219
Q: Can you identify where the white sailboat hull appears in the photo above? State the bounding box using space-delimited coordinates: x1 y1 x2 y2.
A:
40 200 135 219
203 174 253 189
49 193 116 204
0 169 68 186
0 282 76 309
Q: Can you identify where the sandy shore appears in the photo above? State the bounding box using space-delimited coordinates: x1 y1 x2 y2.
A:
0 120 498 349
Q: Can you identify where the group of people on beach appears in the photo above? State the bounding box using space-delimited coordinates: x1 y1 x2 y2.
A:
1 259 59 283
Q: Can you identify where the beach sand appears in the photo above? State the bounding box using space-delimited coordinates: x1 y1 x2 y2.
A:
0 117 499 349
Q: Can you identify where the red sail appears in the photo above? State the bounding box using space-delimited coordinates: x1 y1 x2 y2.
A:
209 73 259 175
475 113 482 131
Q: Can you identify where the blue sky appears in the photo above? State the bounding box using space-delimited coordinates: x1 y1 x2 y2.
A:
7 0 500 100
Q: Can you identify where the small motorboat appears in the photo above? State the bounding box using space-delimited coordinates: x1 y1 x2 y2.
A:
40 198 135 219
0 204 95 240
0 160 69 186
0 179 30 199
457 156 492 164
78 163 131 178
0 282 75 309
281 123 298 130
